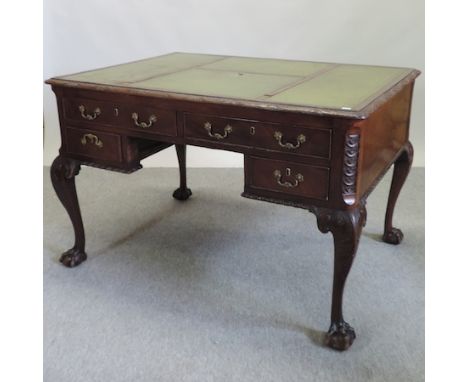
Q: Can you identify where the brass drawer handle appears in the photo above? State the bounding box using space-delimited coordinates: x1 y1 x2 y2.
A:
80 133 103 148
274 131 306 149
204 122 233 140
78 105 101 120
132 112 157 128
273 168 304 188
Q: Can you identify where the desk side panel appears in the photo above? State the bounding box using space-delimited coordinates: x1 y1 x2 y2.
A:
356 82 414 198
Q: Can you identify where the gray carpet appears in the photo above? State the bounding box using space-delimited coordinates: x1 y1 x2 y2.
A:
43 166 424 382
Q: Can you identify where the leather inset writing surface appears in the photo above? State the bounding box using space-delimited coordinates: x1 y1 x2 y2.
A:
133 68 299 100
53 52 417 117
268 65 412 110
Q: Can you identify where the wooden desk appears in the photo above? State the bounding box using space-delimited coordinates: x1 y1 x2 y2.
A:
46 53 420 351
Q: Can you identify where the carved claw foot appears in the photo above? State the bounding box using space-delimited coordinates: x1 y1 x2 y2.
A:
59 247 87 268
172 187 192 201
326 321 356 351
383 227 404 245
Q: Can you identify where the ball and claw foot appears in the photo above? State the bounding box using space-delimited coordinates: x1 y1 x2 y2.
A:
383 227 404 245
59 248 87 268
172 187 192 201
326 321 356 351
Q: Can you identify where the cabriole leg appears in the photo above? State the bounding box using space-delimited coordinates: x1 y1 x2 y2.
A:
172 144 192 201
313 203 367 350
383 141 414 244
50 155 87 267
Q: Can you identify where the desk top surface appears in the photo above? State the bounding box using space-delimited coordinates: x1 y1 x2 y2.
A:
49 52 419 118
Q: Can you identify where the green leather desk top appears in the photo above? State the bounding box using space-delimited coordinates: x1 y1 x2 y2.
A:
49 52 419 118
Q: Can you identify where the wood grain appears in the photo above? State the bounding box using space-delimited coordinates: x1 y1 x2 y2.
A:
46 54 420 351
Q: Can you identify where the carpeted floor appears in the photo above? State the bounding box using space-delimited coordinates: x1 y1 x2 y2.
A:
43 166 424 382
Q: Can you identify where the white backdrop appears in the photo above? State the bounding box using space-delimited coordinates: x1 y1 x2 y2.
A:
44 0 424 167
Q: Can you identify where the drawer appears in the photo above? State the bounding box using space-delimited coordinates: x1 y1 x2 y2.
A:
65 127 123 163
245 156 329 200
252 124 331 159
122 104 176 136
184 113 331 158
63 98 177 136
184 113 253 147
64 98 117 125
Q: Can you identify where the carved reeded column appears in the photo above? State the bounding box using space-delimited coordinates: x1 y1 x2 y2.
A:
172 144 192 201
311 202 367 351
383 141 414 244
50 155 87 267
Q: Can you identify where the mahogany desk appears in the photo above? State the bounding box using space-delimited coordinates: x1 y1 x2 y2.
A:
46 53 420 351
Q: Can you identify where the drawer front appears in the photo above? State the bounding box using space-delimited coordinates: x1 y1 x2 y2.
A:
252 124 331 159
184 114 253 147
64 98 177 136
246 156 329 200
65 127 122 162
122 104 176 136
64 98 117 125
184 113 331 158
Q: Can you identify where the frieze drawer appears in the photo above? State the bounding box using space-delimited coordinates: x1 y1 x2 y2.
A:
64 98 117 126
122 104 177 136
184 113 254 148
63 98 177 136
184 113 331 158
251 124 331 159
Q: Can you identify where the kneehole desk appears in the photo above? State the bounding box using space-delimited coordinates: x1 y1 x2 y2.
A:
46 52 420 351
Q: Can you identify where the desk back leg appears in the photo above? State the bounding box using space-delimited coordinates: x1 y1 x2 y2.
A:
172 144 192 201
50 155 87 267
383 141 414 244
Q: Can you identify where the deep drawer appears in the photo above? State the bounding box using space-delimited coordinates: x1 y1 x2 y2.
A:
65 127 123 163
245 156 329 200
